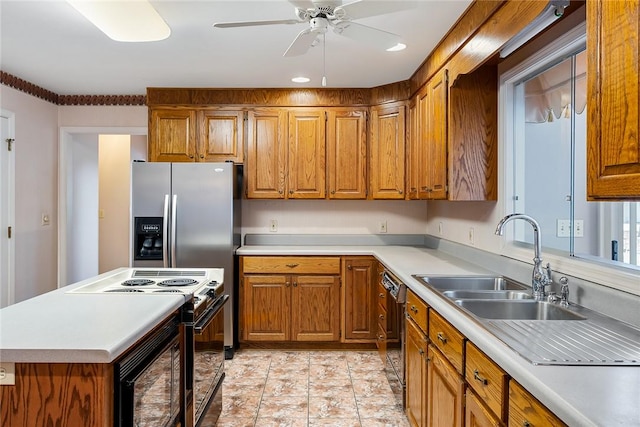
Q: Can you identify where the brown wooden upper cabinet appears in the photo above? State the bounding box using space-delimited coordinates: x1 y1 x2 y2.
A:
587 0 640 199
288 109 326 199
148 108 244 163
370 102 406 199
327 108 368 199
408 68 448 200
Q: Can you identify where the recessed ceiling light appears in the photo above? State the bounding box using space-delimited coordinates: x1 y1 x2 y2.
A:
386 43 407 52
67 0 171 42
292 77 310 83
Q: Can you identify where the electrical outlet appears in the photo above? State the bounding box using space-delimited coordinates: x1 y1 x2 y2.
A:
269 219 278 232
574 220 584 237
557 219 571 237
378 220 388 233
438 222 443 235
469 227 475 245
0 362 15 385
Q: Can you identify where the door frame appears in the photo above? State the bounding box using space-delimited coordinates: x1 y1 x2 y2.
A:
1 109 16 307
58 126 146 287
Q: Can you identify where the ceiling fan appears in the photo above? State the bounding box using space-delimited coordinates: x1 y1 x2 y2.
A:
213 0 413 57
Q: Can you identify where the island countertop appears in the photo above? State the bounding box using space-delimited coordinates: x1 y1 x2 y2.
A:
237 244 640 427
0 268 187 363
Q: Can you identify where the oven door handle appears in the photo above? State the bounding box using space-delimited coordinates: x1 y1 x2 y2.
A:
194 295 229 334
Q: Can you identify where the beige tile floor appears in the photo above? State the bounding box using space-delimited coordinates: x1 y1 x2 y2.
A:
217 349 410 427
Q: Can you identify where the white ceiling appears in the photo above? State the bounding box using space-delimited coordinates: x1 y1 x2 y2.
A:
0 0 472 96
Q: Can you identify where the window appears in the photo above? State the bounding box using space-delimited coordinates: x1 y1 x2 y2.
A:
503 24 640 277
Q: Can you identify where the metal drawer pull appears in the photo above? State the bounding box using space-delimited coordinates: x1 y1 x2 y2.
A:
293 282 298 287
379 314 385 320
379 293 385 298
285 282 291 287
523 422 531 427
286 263 299 268
418 348 424 355
437 332 447 344
473 370 488 385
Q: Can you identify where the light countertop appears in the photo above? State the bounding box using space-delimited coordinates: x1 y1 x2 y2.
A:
0 268 187 363
238 245 640 427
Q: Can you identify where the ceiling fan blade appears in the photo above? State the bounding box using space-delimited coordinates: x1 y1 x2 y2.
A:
283 28 319 57
213 19 301 28
333 21 402 50
333 0 415 20
287 0 316 9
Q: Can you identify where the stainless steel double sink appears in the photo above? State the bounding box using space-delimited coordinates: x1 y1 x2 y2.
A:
413 275 585 321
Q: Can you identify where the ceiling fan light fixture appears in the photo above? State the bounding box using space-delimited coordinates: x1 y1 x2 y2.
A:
67 0 171 42
386 43 406 52
292 76 311 83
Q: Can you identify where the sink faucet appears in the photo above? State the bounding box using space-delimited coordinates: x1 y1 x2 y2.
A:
495 213 552 300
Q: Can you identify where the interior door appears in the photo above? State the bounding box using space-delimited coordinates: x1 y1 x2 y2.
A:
0 113 15 307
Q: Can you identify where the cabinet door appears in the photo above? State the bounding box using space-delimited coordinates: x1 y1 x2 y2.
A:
426 68 448 200
241 275 290 341
149 108 197 162
406 97 421 200
291 275 340 341
327 108 367 199
246 109 287 198
370 103 406 199
198 110 244 163
405 317 428 427
509 380 566 427
343 257 377 341
288 109 326 199
466 390 502 427
587 0 640 199
427 345 464 427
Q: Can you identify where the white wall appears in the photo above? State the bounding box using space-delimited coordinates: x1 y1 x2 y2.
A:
242 199 428 237
98 135 132 273
0 86 58 302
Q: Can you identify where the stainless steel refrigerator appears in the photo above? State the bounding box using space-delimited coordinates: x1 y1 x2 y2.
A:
130 161 241 355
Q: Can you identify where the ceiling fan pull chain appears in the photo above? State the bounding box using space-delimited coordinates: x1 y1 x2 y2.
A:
322 33 327 87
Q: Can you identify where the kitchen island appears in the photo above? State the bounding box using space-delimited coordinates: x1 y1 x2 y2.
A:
237 242 640 427
0 268 190 427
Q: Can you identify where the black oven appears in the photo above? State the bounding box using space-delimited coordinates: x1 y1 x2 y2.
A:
184 292 229 427
114 313 182 427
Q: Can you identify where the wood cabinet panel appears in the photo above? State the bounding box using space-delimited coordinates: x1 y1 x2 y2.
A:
149 108 197 162
427 345 465 427
242 256 341 274
466 389 502 427
429 309 465 375
292 275 340 341
405 316 428 427
425 68 449 200
370 102 406 199
587 0 640 199
288 109 326 199
327 108 367 199
241 274 291 341
509 380 567 427
246 109 287 198
406 289 428 333
344 257 377 341
198 109 244 163
0 363 113 427
466 342 508 422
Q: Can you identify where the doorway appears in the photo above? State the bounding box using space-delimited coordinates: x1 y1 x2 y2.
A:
0 110 15 308
58 127 146 287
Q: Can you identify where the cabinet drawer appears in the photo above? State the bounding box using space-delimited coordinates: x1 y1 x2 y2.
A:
466 342 508 421
429 310 465 374
406 289 428 333
509 380 567 427
242 256 341 274
377 282 388 311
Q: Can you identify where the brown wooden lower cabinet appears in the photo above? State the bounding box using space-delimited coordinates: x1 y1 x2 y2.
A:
427 344 465 427
343 256 378 341
405 314 428 427
0 363 113 427
465 389 502 427
509 380 567 427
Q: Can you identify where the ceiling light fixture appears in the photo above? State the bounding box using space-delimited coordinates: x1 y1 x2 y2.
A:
386 43 406 52
292 76 310 83
67 0 171 42
499 0 569 58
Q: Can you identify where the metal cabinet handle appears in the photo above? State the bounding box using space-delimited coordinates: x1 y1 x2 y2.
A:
379 293 385 298
199 154 204 159
378 334 384 341
286 263 299 268
189 155 194 159
278 189 283 194
418 348 424 355
399 190 403 194
293 282 298 287
437 332 447 344
473 369 488 385
523 422 531 427
347 265 352 270
379 314 385 320
285 282 291 287
289 190 294 194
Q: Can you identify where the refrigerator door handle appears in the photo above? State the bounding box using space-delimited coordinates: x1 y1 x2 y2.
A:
171 194 178 268
162 194 170 268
